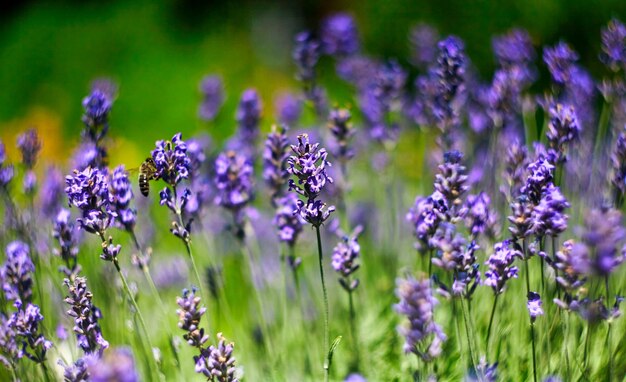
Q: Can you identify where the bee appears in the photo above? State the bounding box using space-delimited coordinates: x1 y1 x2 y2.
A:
138 157 158 197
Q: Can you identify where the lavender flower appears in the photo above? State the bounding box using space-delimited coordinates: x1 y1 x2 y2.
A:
503 140 529 198
531 183 570 237
273 194 304 248
461 192 498 239
611 126 626 205
434 36 467 131
109 165 136 231
543 42 579 85
484 240 521 294
9 302 52 363
394 276 446 361
151 133 191 187
493 28 535 67
194 333 239 382
527 292 544 321
287 134 335 227
39 166 65 219
176 287 208 348
409 24 438 68
88 347 138 382
0 140 14 187
63 276 108 355
0 314 19 369
235 89 261 149
293 31 320 84
1 241 34 304
198 75 225 121
82 89 112 130
59 358 90 382
16 128 41 169
328 108 355 163
551 240 588 292
406 191 448 252
465 358 498 382
214 151 254 238
600 18 626 71
521 155 555 204
331 227 362 291
53 209 81 277
546 103 580 163
434 150 469 214
65 166 113 235
263 125 289 203
320 13 360 57
508 195 534 240
275 93 303 126
580 207 626 276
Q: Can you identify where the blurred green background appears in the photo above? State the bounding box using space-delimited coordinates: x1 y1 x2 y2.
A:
1 0 626 164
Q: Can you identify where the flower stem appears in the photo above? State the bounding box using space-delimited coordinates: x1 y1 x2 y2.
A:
348 286 359 370
460 298 476 372
486 293 499 359
315 226 330 382
605 276 613 382
530 322 538 382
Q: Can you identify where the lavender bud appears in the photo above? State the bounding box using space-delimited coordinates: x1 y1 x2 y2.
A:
293 31 320 84
543 42 579 85
600 18 626 72
328 108 355 163
198 75 225 122
53 209 81 277
406 191 448 252
409 23 439 68
110 165 136 231
320 13 360 57
16 128 42 169
434 150 469 214
273 194 304 248
484 240 521 295
195 333 239 382
332 227 362 291
394 276 446 362
88 347 138 382
1 241 34 304
235 89 262 149
176 287 209 348
214 151 254 238
546 103 580 163
531 183 570 238
527 291 544 321
63 276 108 355
263 125 289 203
9 302 52 363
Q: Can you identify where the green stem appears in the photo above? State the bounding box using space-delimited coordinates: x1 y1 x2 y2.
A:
460 298 476 372
348 287 359 370
315 226 330 382
40 361 52 382
593 100 612 159
486 293 499 359
605 276 613 382
530 322 538 382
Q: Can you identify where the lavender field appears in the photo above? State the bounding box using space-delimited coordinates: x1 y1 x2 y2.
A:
2 4 626 382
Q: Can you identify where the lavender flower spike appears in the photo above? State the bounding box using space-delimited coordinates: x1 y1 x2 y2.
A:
195 333 239 382
16 128 42 169
151 133 191 187
600 18 626 71
9 301 52 363
110 165 136 231
273 194 304 249
214 151 254 239
546 103 580 164
235 89 262 148
263 125 289 203
527 292 544 321
321 13 360 57
394 276 446 362
1 241 35 304
484 240 521 295
64 276 109 355
176 287 208 349
88 347 139 382
198 75 225 122
332 226 362 292
0 140 14 187
287 134 335 227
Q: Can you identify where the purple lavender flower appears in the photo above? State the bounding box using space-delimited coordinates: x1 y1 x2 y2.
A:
159 187 193 241
0 140 14 187
65 167 114 235
275 93 303 126
39 166 65 219
521 155 555 204
235 89 262 149
503 140 528 198
151 133 191 187
434 151 469 214
531 183 570 237
394 276 446 362
320 13 360 57
345 373 367 382
9 301 52 363
409 23 439 68
198 75 225 121
214 151 254 238
59 358 90 382
195 333 239 382
109 165 136 231
406 191 448 252
484 240 521 294
53 209 81 277
88 347 138 382
176 287 209 348
465 358 498 382
461 192 498 239
527 292 544 321
335 55 378 89
263 125 289 203
184 135 212 218
493 28 535 67
82 89 112 129
0 314 19 369
293 31 320 84
551 240 588 292
273 194 304 248
287 134 335 227
331 227 362 291
546 103 580 163
63 276 108 355
16 128 41 170
434 36 467 131
1 241 34 304
543 42 579 84
580 207 626 276
328 108 355 163
600 19 626 71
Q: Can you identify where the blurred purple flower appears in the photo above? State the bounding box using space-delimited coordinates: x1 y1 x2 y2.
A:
273 194 304 248
434 150 469 215
394 276 446 362
9 301 52 363
1 241 34 304
461 192 498 239
580 207 626 276
328 108 355 163
521 155 555 204
63 276 108 355
39 166 65 219
53 209 81 278
321 13 360 56
110 165 136 231
214 151 254 239
88 347 138 382
235 89 262 150
484 240 521 294
293 31 320 84
527 291 544 321
263 125 289 203
546 103 580 163
331 226 362 291
531 183 570 237
600 18 626 71
195 333 239 382
434 36 467 132
493 28 535 67
407 191 448 252
198 75 224 122
409 23 439 68
0 140 14 187
543 42 579 85
16 128 41 169
275 93 303 126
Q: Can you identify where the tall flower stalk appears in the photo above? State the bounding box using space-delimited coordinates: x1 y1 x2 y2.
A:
287 134 335 381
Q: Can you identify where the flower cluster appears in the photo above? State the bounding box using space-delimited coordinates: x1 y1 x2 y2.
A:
331 227 362 292
521 155 555 205
546 103 580 163
328 108 355 164
235 89 262 150
1 241 35 304
0 140 14 188
531 183 570 237
16 128 42 194
195 333 239 382
109 165 136 231
600 18 626 71
527 292 544 321
406 191 448 252
63 276 108 355
65 166 114 235
320 13 360 57
394 276 446 362
577 207 626 276
88 347 139 382
9 301 52 363
177 287 209 348
273 194 304 249
293 31 320 85
434 36 467 132
409 23 438 68
52 209 81 277
461 192 498 239
152 133 191 186
263 125 289 203
80 89 113 168
287 134 335 227
484 240 521 294
214 151 254 239
198 75 224 122
434 150 469 215
543 42 579 85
